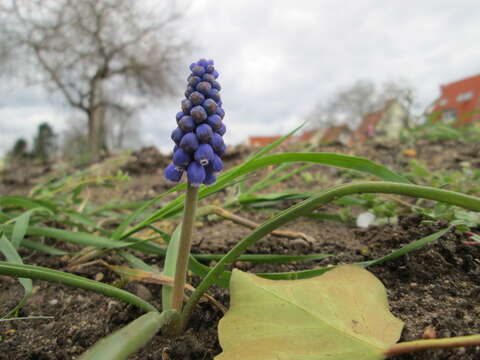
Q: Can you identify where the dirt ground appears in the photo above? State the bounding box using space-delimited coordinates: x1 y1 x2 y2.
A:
1 138 480 359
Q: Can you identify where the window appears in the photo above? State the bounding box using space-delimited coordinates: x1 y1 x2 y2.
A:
457 91 473 102
439 98 448 106
442 109 457 124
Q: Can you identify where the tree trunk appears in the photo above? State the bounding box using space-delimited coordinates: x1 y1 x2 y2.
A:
88 80 107 162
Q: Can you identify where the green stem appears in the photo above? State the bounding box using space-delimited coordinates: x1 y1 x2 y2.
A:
171 184 199 313
384 334 480 356
79 310 178 360
181 181 480 325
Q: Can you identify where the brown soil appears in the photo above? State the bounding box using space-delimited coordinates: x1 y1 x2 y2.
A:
1 139 480 359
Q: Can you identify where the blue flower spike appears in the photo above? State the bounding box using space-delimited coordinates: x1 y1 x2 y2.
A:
164 59 226 186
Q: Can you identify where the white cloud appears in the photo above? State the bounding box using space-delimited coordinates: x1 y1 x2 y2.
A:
0 105 67 154
1 0 480 156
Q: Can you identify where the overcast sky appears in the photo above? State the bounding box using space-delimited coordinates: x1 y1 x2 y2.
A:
1 0 479 155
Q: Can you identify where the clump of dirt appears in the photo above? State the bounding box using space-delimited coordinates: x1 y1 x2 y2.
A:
1 163 51 189
122 146 169 175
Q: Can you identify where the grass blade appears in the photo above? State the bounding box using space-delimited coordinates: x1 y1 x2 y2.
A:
111 189 177 241
0 262 156 312
0 225 167 255
193 253 331 264
247 164 312 194
118 250 159 272
259 227 450 280
20 239 68 255
0 196 57 212
359 227 450 268
11 212 31 249
161 225 182 311
0 235 33 318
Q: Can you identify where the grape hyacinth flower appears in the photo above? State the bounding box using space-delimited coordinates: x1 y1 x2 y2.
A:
163 59 226 317
164 59 226 187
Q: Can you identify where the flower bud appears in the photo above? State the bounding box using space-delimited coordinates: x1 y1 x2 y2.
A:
194 143 214 166
203 73 215 83
185 86 195 98
164 163 183 182
173 148 192 168
196 123 214 143
181 99 193 114
210 133 225 153
171 127 184 144
203 171 216 185
180 132 199 152
187 161 206 187
178 116 195 132
206 64 215 74
191 105 208 123
176 111 184 122
206 114 222 131
216 143 226 157
188 76 202 87
210 154 224 173
213 69 219 79
216 107 225 119
192 65 206 77
212 80 221 91
196 81 212 95
217 123 226 136
189 91 205 106
208 89 221 103
198 58 208 67
203 98 217 115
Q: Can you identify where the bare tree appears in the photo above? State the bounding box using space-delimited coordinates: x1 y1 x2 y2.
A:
1 0 189 161
309 79 414 129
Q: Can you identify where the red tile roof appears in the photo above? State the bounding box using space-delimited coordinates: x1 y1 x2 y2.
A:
431 73 480 126
320 125 350 144
248 136 282 147
298 130 318 142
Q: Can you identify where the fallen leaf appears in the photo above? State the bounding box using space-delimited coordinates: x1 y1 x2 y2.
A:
104 263 227 313
403 149 417 157
216 265 403 360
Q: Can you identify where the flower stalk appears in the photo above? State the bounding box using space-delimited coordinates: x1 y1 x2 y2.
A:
384 334 480 357
170 184 199 313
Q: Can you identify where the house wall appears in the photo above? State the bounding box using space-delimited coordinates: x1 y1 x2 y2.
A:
431 74 480 126
375 102 406 139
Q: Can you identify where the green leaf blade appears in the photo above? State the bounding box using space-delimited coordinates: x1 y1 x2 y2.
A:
78 311 177 360
11 212 32 250
0 262 156 313
0 235 33 317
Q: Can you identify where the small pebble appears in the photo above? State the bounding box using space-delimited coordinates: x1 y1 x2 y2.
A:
94 272 104 281
291 238 310 252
